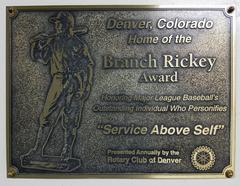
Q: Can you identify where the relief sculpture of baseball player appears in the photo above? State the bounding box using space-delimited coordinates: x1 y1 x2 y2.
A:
21 11 94 171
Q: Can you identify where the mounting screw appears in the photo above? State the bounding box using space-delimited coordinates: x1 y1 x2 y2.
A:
8 7 18 18
7 167 17 177
225 170 234 178
227 6 234 14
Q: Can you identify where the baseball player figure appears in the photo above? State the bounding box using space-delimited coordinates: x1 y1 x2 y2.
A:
21 11 94 171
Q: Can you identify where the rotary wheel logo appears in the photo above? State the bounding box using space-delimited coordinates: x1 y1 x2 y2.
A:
191 146 216 171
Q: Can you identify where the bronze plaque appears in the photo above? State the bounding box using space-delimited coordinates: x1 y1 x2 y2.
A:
6 6 236 178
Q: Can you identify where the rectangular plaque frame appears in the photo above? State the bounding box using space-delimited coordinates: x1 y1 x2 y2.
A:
6 5 236 179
